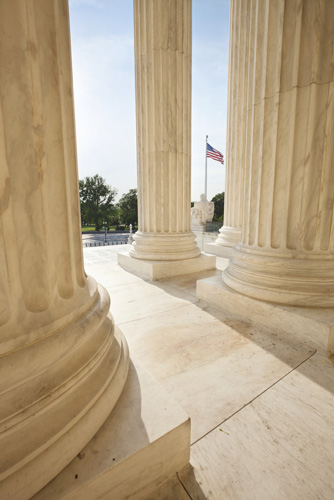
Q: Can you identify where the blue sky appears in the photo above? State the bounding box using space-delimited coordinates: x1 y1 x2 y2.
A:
69 0 230 202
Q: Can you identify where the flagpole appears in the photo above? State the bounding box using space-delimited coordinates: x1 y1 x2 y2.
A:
205 135 208 199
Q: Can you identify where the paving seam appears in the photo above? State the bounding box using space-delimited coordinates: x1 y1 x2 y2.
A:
190 349 317 447
115 302 197 327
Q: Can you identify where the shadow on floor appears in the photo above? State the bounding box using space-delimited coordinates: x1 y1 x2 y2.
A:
178 464 207 500
149 270 334 397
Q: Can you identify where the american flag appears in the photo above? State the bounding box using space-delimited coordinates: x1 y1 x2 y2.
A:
207 143 224 164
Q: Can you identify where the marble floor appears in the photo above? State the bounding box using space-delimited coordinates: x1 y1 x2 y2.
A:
83 245 334 500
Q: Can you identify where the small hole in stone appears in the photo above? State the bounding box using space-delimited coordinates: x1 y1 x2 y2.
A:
75 474 78 479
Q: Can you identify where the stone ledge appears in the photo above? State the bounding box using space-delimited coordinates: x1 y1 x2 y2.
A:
196 275 334 356
204 242 234 258
118 252 216 280
32 347 190 500
191 225 205 233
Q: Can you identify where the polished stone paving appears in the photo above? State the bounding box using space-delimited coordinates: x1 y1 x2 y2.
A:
84 245 334 500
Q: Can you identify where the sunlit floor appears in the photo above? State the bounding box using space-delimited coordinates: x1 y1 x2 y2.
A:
83 245 334 500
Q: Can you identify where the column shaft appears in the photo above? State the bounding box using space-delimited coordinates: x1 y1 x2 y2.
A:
216 0 248 249
0 2 129 498
223 0 334 307
131 0 200 260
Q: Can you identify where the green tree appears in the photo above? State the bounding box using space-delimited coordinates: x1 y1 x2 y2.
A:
117 189 138 227
79 175 117 230
211 191 225 221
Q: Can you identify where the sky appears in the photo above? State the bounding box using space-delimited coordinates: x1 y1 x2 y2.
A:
68 0 230 202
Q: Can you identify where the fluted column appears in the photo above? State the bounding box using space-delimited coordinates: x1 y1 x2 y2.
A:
0 2 129 498
216 0 248 249
130 0 200 261
223 0 334 307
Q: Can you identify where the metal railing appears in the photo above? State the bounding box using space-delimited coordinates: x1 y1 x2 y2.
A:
83 240 128 248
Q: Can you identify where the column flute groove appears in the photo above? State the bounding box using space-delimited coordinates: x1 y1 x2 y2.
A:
130 0 200 261
0 1 129 498
224 0 334 307
215 0 248 251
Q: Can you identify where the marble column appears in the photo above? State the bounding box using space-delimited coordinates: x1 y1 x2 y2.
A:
215 0 248 251
0 1 129 498
130 0 200 261
223 0 334 307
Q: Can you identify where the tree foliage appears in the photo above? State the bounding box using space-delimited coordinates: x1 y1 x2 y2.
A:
79 175 117 230
117 189 138 227
211 191 225 221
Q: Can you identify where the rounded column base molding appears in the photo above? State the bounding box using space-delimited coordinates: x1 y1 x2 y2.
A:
0 281 129 500
223 244 334 308
130 231 201 261
215 225 241 248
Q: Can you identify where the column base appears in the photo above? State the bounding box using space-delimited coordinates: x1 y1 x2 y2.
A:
224 245 334 307
0 283 130 500
118 252 216 280
129 232 201 261
215 225 241 247
204 242 234 258
196 275 334 358
32 354 190 500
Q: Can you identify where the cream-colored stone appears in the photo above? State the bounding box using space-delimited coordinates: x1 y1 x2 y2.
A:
130 232 200 261
107 276 197 325
144 473 191 500
213 0 248 252
119 300 314 442
191 194 214 232
204 241 234 258
197 275 334 355
215 255 231 271
223 0 334 307
83 245 131 266
0 2 129 498
194 231 218 251
32 356 190 500
180 352 334 500
160 268 221 297
85 261 146 290
216 225 241 249
118 251 216 280
84 245 334 499
129 0 200 263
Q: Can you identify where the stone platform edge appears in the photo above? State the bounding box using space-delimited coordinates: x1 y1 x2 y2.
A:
32 340 191 500
197 275 334 356
204 242 234 258
118 252 216 280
